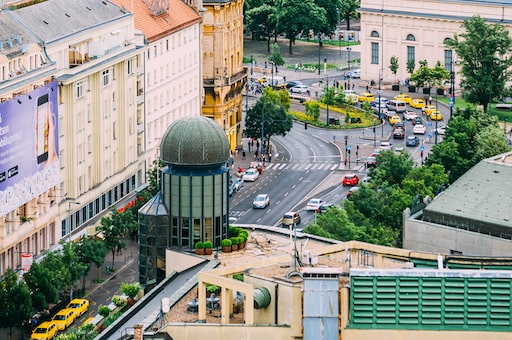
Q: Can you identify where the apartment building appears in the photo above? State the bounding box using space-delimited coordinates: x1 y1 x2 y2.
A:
0 0 146 275
110 0 202 167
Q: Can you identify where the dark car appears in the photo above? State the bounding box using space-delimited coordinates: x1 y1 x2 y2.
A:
413 116 423 126
366 156 377 168
406 135 420 147
285 80 303 89
393 128 405 139
316 203 334 213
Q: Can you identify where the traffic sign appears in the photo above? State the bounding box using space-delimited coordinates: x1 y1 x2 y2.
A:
428 133 432 139
347 145 352 151
428 122 433 126
376 90 383 95
420 145 425 151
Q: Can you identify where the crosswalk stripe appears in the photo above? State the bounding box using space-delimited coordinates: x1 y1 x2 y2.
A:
252 163 341 171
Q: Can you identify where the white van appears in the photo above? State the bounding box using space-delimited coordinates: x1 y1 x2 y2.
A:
387 100 406 113
343 90 358 104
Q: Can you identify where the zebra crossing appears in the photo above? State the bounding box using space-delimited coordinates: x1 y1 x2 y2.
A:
262 162 340 171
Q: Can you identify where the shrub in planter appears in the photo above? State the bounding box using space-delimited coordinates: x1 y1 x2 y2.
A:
194 241 204 255
221 238 232 252
112 295 127 307
408 85 416 93
98 305 111 317
391 84 400 91
230 237 240 251
237 236 246 249
204 240 213 255
121 282 141 305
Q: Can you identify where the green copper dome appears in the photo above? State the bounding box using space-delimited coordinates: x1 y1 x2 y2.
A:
160 116 230 166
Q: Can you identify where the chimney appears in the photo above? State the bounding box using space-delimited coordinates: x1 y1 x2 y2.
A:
133 324 144 340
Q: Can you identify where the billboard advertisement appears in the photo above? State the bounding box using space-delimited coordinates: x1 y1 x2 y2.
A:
0 81 59 216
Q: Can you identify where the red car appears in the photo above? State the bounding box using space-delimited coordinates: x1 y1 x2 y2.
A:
342 173 359 186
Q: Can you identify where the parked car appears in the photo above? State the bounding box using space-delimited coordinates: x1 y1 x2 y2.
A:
394 93 412 104
430 111 443 121
67 298 90 318
285 80 303 89
232 178 244 191
346 186 360 197
406 135 420 146
31 321 58 340
393 128 405 139
403 110 419 121
253 194 270 209
306 198 326 211
342 173 360 186
243 168 259 182
410 98 426 109
281 211 301 227
52 308 76 331
413 124 426 134
358 92 375 102
290 84 310 94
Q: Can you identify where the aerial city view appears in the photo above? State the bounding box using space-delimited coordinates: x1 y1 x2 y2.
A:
0 0 511 339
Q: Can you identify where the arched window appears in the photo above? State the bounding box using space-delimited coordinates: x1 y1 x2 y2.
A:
444 37 453 45
370 31 380 38
406 34 416 41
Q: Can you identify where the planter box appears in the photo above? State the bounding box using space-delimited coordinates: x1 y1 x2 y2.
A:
392 85 400 91
422 88 430 94
408 86 416 93
437 88 445 95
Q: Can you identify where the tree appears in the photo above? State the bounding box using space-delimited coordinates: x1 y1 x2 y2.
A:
446 16 512 113
270 43 285 66
389 55 399 82
24 262 58 312
98 209 129 270
370 150 414 186
275 0 326 54
245 3 277 47
338 0 360 30
409 60 449 100
0 269 32 334
77 236 108 284
61 242 89 299
244 87 293 152
147 159 164 196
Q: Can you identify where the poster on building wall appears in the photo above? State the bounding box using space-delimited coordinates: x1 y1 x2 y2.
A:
0 81 59 215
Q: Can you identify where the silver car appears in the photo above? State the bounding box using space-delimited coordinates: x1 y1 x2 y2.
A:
253 194 270 209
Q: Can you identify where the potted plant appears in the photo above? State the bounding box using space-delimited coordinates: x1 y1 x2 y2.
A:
406 59 416 92
221 238 232 253
194 241 204 255
230 237 240 251
389 55 400 91
204 240 213 255
121 282 141 306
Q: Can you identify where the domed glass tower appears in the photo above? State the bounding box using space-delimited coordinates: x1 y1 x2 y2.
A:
138 116 230 285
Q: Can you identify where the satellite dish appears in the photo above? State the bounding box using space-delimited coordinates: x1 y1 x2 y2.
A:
161 297 170 313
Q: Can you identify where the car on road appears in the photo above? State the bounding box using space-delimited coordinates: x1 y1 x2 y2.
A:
422 105 437 116
242 168 259 182
366 156 377 168
379 142 392 150
410 98 426 109
290 84 310 94
413 124 426 134
435 126 446 135
285 80 303 89
342 173 360 186
306 198 326 211
343 90 359 104
403 110 419 121
345 69 361 78
389 114 402 125
281 211 301 227
393 127 405 139
394 93 412 104
346 186 360 197
406 135 420 146
253 194 270 209
358 92 375 102
430 111 443 121
228 182 235 197
413 116 423 125
52 308 76 331
67 298 90 318
249 161 264 174
232 178 244 191
316 203 334 213
30 321 58 340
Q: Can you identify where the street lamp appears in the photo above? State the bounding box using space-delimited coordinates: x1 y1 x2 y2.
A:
450 59 455 120
435 88 439 145
261 101 265 156
318 32 322 77
250 55 253 76
326 75 330 126
347 46 351 89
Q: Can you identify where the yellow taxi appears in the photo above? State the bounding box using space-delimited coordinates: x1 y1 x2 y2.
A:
51 308 76 331
410 98 425 109
358 92 375 102
389 114 402 125
394 93 412 104
67 298 90 318
430 111 443 121
30 321 58 340
422 105 437 116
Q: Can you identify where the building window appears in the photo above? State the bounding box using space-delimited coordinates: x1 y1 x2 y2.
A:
102 69 110 86
370 30 380 38
407 46 415 63
406 34 416 41
154 45 157 57
371 42 379 64
445 49 453 71
127 59 133 75
76 81 83 98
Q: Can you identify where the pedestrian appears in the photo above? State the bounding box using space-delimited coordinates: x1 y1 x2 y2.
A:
352 83 355 90
117 241 122 255
295 63 298 72
242 150 246 160
366 84 369 92
268 152 272 162
256 140 260 150
248 142 251 152
254 149 258 160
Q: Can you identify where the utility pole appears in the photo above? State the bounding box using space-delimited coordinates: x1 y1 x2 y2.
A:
261 101 265 155
326 75 329 126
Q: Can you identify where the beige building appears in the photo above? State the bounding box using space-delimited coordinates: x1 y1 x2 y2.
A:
0 0 146 274
201 0 247 150
110 0 203 167
359 0 512 87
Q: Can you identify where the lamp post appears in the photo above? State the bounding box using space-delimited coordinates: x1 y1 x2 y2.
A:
326 75 330 126
250 55 253 76
435 88 439 145
318 32 322 78
261 101 265 156
450 59 455 120
347 46 351 89
67 200 79 300
373 120 376 147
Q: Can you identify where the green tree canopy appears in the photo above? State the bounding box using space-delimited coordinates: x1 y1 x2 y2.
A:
338 0 360 30
245 3 277 52
446 16 512 113
0 269 32 331
389 55 399 81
